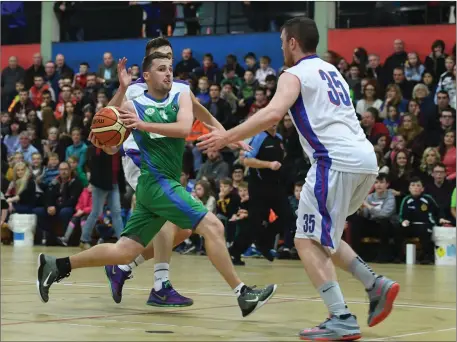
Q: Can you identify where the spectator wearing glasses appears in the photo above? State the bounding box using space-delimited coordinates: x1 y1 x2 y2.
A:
427 107 456 147
355 80 383 115
425 163 456 223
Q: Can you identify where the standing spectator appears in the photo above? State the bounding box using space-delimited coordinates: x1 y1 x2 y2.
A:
5 161 36 214
54 2 83 41
349 174 396 263
193 53 222 84
58 184 93 246
79 146 125 249
196 150 230 183
73 62 90 89
59 102 83 138
44 61 60 97
424 40 447 79
35 161 83 245
3 120 21 156
55 54 74 80
182 2 202 35
383 39 408 84
24 53 45 90
174 48 200 77
204 84 232 129
15 131 38 164
195 76 210 105
380 84 408 119
361 108 390 140
255 56 276 86
248 87 269 118
425 163 455 223
418 147 441 185
224 54 245 78
435 57 456 109
355 80 383 114
404 52 425 82
29 75 56 108
10 90 35 120
244 52 259 74
438 129 456 180
392 67 415 100
65 127 88 169
1 56 25 111
97 52 118 95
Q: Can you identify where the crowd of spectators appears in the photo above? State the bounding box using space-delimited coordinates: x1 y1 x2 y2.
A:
1 37 456 264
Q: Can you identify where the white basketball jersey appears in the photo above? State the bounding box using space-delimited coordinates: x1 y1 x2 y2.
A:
285 55 378 174
122 80 190 152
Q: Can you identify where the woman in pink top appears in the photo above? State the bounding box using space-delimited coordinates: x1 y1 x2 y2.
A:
439 129 456 180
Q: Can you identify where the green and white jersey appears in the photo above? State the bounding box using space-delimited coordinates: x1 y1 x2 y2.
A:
130 89 186 182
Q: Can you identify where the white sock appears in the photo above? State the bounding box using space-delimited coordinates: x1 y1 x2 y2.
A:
233 282 246 298
118 254 145 272
154 263 170 291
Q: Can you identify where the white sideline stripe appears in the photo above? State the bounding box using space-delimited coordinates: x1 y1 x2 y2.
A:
365 327 457 341
3 279 455 311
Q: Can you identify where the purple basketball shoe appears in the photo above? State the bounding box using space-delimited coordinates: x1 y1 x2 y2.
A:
104 265 132 304
146 280 193 307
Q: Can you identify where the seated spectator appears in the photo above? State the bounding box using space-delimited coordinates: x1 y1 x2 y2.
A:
239 69 258 103
73 62 89 89
204 84 232 130
65 127 87 168
38 90 56 117
193 53 222 84
389 149 412 211
383 105 401 137
255 56 276 86
35 161 83 245
399 177 450 264
248 87 269 118
451 188 456 220
67 155 89 188
380 84 408 119
398 113 425 162
220 82 238 116
361 108 390 141
175 48 200 78
130 64 140 82
59 102 83 138
375 147 389 174
82 73 100 107
10 90 35 120
244 52 259 74
1 112 12 137
81 104 94 139
222 65 243 94
435 56 456 109
337 58 350 79
5 152 24 182
194 179 216 213
16 131 38 164
42 127 60 161
216 177 240 243
355 80 383 115
58 184 93 246
3 119 21 156
195 76 210 105
422 71 437 94
96 89 109 111
346 64 362 91
438 129 456 180
372 134 389 154
393 67 416 100
196 150 229 184
31 152 44 179
29 75 56 108
404 52 425 82
265 74 277 100
55 54 74 80
1 192 8 228
418 147 441 185
54 85 73 120
350 174 396 263
231 164 245 191
5 161 36 214
424 39 447 79
180 170 195 193
7 80 25 113
411 84 435 127
427 106 456 148
425 163 456 223
40 152 60 187
224 54 245 78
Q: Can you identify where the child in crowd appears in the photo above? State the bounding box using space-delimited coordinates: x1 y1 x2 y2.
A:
216 177 241 245
228 181 250 265
41 153 60 187
58 184 93 246
31 152 44 179
288 181 304 219
383 105 401 137
399 177 451 264
195 76 210 105
68 155 89 187
255 56 276 86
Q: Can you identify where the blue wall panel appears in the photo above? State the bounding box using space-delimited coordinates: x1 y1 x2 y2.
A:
52 32 283 74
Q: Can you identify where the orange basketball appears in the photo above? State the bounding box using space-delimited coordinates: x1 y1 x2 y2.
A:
91 106 130 147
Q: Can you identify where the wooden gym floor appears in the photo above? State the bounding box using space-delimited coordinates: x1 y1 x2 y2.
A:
1 246 456 341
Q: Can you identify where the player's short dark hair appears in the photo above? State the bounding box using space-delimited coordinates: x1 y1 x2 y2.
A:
376 173 388 182
145 37 172 56
281 16 319 53
409 177 423 186
142 52 172 72
219 177 233 186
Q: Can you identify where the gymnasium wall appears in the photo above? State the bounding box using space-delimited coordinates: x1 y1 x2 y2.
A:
2 24 455 71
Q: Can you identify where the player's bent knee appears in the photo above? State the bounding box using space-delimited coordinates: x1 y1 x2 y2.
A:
115 236 144 264
195 213 224 238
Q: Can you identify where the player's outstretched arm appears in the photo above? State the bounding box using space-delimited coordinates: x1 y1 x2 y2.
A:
119 93 193 138
107 58 132 107
197 72 301 151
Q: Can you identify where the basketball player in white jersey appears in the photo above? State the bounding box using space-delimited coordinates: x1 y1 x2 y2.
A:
198 17 399 341
103 37 250 307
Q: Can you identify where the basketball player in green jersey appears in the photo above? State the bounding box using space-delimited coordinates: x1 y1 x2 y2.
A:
102 38 251 307
37 51 277 318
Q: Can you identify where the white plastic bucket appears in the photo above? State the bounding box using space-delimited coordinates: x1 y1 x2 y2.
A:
433 226 456 266
9 214 37 247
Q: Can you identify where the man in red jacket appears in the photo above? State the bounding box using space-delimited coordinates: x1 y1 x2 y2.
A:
29 75 56 108
361 108 390 141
